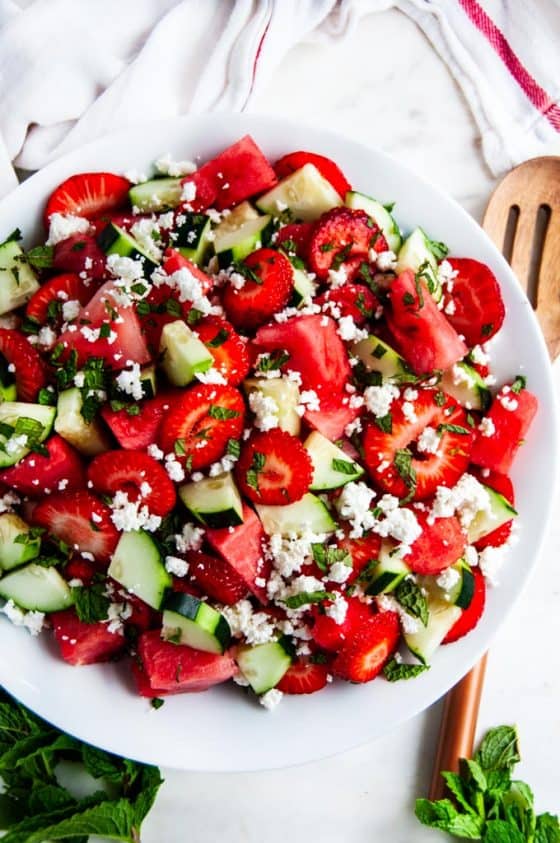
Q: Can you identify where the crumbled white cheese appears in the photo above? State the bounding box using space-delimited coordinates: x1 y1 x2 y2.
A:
336 481 376 538
195 368 227 386
478 417 496 437
375 505 422 548
451 364 476 388
328 560 352 584
337 315 368 343
464 545 479 567
0 491 20 513
444 299 456 316
402 401 417 423
110 490 162 532
375 250 397 271
61 299 81 322
470 345 489 366
417 426 441 455
344 416 363 437
37 326 57 348
152 266 220 317
431 473 491 529
265 530 328 579
46 213 90 246
325 593 348 624
377 593 419 633
165 556 189 577
222 600 276 645
181 181 197 203
249 390 279 431
403 387 418 401
296 389 320 417
147 443 164 461
4 434 27 456
498 394 518 412
115 361 145 401
478 544 508 586
327 266 348 289
164 453 186 483
155 154 197 177
436 566 461 594
364 383 399 418
1 600 45 636
107 254 145 285
438 259 458 288
130 218 163 262
259 688 283 711
175 522 204 553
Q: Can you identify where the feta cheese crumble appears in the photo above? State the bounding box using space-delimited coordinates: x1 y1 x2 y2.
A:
364 383 399 418
259 688 283 711
248 390 279 431
46 213 90 246
165 556 189 577
115 361 145 401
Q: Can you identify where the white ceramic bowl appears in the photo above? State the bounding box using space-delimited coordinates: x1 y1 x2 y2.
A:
0 113 557 771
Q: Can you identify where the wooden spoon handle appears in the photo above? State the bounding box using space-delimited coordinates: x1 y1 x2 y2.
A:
429 653 488 800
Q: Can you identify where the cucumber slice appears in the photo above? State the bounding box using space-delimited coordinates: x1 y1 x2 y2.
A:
418 559 475 610
396 228 441 301
304 431 364 490
159 320 213 387
108 531 171 610
467 485 517 544
441 363 491 412
179 473 243 529
138 365 157 400
0 514 41 571
213 201 260 236
174 212 212 266
0 240 39 315
255 493 336 537
128 178 182 212
363 539 409 595
0 403 56 468
0 564 73 612
352 335 413 384
162 592 231 654
290 267 317 307
256 164 342 222
214 216 272 268
236 638 293 694
55 388 111 457
97 223 158 275
243 377 301 436
345 191 402 253
404 597 462 664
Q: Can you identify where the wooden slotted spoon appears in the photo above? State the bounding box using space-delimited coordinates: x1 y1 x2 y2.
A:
429 156 560 800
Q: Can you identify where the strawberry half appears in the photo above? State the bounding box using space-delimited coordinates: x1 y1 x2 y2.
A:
158 383 245 471
363 388 473 500
404 510 466 575
316 283 377 326
276 657 329 695
443 258 505 346
311 596 375 652
31 490 119 564
187 550 249 605
332 610 400 682
0 435 85 497
308 208 388 280
87 450 176 517
274 151 351 199
235 429 313 505
194 316 250 386
0 329 47 401
222 248 293 331
335 530 382 583
26 273 94 326
276 222 314 259
442 567 486 644
44 172 131 224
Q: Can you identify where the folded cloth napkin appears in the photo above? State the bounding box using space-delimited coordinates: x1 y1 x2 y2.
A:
0 0 558 192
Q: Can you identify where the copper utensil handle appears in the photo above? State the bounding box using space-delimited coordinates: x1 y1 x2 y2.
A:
429 653 488 800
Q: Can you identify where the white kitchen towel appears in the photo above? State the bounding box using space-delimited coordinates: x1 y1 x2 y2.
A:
0 0 558 185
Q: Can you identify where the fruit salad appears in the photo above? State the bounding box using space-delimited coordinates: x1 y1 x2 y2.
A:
0 136 537 710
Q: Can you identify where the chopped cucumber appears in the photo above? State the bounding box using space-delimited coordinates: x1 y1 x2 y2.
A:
0 514 41 571
396 228 441 301
352 335 413 384
213 201 260 235
467 485 517 544
404 596 462 664
243 377 301 436
441 363 491 412
55 388 111 456
128 178 182 212
108 531 171 610
256 164 342 222
255 493 336 537
0 402 56 468
236 638 293 694
363 539 409 595
179 472 243 529
290 267 317 307
0 358 16 403
159 320 213 387
0 564 73 612
0 240 40 315
418 559 475 610
174 212 213 266
214 215 272 268
304 431 364 490
97 223 158 275
345 191 402 252
162 592 231 654
138 365 157 400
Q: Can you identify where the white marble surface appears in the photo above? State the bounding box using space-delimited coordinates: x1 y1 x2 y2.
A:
142 9 560 841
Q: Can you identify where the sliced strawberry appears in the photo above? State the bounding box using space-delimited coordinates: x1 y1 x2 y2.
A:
25 273 93 326
101 393 172 450
0 435 85 497
87 450 176 516
387 271 468 374
222 248 293 331
470 383 538 474
470 467 514 550
404 510 466 575
332 611 400 682
51 609 125 665
363 389 473 500
235 429 313 505
276 222 314 259
205 504 268 603
44 172 131 225
187 550 249 605
276 657 329 694
52 233 108 281
31 490 119 564
308 208 387 280
0 329 47 401
274 151 351 199
335 530 382 583
63 557 97 586
442 568 486 644
311 596 375 652
194 316 250 386
316 283 377 326
443 258 505 346
158 383 245 471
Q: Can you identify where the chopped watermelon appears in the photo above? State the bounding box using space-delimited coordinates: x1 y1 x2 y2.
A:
470 385 538 473
101 393 173 450
51 609 125 665
205 504 269 603
304 399 361 442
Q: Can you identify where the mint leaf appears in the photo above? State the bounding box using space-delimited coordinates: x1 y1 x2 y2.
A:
415 799 483 837
375 413 392 433
23 245 54 270
256 350 290 373
208 405 240 420
311 544 351 572
72 583 110 624
246 450 265 491
226 438 240 459
535 813 560 842
331 458 358 475
483 820 526 842
206 327 229 348
383 658 429 682
393 448 416 500
395 579 428 626
283 590 334 610
510 375 527 395
476 725 520 773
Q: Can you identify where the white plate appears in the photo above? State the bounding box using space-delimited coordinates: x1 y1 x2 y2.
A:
0 113 557 772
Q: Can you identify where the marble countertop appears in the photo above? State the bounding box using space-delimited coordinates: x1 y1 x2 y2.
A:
142 9 560 841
